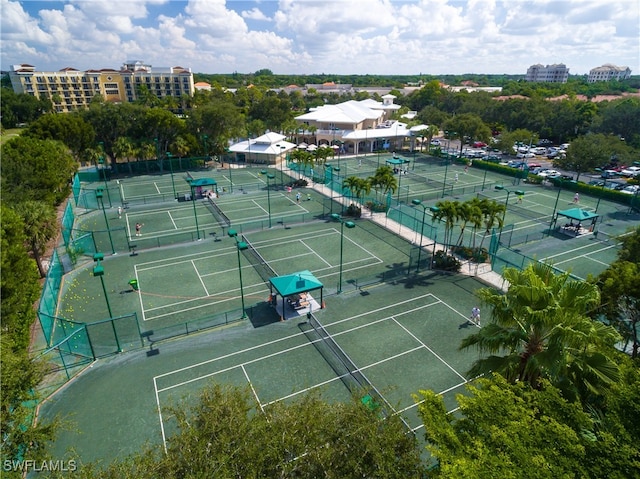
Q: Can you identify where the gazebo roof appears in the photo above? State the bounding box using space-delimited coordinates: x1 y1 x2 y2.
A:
557 208 599 221
270 270 323 297
188 178 216 187
386 158 411 165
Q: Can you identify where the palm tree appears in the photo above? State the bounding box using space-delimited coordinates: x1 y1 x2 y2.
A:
342 176 371 206
478 198 505 250
369 165 397 200
14 201 58 278
433 200 461 248
424 124 439 152
343 176 361 205
467 197 485 249
460 263 620 403
455 201 482 248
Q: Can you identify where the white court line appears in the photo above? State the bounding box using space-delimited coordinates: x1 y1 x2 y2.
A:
250 199 269 215
192 259 209 297
154 182 161 194
542 241 616 260
153 377 168 453
167 211 177 229
391 317 467 381
154 293 438 383
134 265 146 321
242 365 264 413
299 239 332 267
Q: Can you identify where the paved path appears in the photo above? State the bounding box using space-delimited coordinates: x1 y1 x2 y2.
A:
278 161 509 292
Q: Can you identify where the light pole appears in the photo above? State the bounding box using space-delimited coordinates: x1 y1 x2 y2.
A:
441 159 450 198
397 162 405 203
333 166 342 214
97 142 112 207
228 229 248 318
223 148 234 193
494 185 525 224
411 200 439 273
187 179 201 240
276 144 286 187
95 188 115 254
330 213 356 293
166 152 177 199
262 170 275 227
203 134 209 160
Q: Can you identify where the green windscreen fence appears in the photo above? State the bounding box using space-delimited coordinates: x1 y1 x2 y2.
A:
61 202 75 250
39 250 64 345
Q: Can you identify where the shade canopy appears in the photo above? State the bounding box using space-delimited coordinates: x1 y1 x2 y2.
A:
188 178 217 187
386 158 410 166
270 270 323 297
557 208 599 222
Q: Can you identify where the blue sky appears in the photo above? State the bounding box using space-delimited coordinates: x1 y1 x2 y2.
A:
2 0 638 76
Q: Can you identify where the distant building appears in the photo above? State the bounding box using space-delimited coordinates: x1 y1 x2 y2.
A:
8 60 194 113
525 63 570 83
587 64 632 83
294 96 412 156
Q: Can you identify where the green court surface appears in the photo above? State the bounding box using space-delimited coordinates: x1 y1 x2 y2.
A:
58 218 416 342
42 273 485 464
43 157 639 467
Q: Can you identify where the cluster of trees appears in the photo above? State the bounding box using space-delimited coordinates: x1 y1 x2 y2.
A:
192 70 639 94
1 136 77 471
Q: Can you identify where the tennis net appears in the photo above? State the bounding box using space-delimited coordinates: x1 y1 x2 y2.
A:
302 313 413 434
206 197 231 227
478 191 551 224
241 234 277 282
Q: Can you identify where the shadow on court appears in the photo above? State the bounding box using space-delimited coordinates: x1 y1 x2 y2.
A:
247 302 281 328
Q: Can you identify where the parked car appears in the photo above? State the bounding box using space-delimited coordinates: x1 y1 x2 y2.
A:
532 167 548 175
538 169 560 177
528 163 542 169
473 141 487 148
508 161 527 169
620 166 640 177
537 139 553 146
601 170 620 179
621 185 640 194
516 152 536 159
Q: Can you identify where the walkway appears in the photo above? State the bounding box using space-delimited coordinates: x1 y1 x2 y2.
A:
277 160 509 292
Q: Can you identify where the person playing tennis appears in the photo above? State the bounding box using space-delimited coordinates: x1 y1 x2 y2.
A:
470 306 480 326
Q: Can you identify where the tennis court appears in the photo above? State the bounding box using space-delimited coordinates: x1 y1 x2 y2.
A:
43 271 485 463
57 218 404 340
42 156 638 466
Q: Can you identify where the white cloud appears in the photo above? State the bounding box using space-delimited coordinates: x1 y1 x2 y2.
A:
241 7 271 22
1 0 638 76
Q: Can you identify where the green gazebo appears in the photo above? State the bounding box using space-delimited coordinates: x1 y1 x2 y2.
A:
552 208 599 237
269 270 324 321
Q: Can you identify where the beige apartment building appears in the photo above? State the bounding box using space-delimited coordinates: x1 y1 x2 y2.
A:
8 60 194 113
525 63 570 83
587 64 632 83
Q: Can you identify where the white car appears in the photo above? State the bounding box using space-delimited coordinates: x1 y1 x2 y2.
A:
538 169 560 177
516 152 536 159
620 185 640 195
620 166 640 177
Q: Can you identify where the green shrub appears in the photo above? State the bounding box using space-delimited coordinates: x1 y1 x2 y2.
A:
432 250 461 272
451 245 489 263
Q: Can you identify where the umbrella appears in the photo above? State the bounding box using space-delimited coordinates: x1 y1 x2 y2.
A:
306 144 318 151
297 142 308 149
